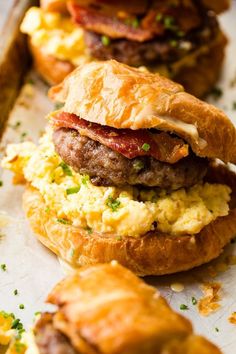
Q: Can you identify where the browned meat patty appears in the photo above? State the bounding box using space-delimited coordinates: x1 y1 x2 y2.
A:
53 128 208 190
34 313 76 354
84 11 218 67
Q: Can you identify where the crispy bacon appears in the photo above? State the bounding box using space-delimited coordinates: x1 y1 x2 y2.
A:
68 0 202 42
51 112 189 164
68 1 153 42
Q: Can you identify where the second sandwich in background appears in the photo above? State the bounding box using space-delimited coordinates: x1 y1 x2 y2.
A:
21 0 229 97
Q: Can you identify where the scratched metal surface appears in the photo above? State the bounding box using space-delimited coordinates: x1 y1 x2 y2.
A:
0 4 236 353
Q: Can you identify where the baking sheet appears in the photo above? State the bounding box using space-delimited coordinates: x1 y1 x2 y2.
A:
1 4 236 353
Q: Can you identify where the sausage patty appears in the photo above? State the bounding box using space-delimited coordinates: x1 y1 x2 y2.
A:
34 313 76 354
84 11 219 67
53 128 208 190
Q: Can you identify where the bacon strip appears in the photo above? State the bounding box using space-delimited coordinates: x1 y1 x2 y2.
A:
68 1 155 42
68 1 202 42
51 112 189 164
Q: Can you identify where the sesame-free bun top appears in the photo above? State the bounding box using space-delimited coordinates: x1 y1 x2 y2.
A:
49 60 236 164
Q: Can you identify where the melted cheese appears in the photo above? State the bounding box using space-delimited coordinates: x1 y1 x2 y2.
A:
20 7 89 66
1 129 231 238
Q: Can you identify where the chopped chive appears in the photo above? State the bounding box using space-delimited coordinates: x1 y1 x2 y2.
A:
133 160 144 171
141 143 150 152
84 226 93 234
14 289 18 296
54 102 64 110
45 207 50 213
57 218 71 225
215 327 219 332
106 196 121 212
163 16 175 29
19 304 24 310
131 17 139 28
81 175 90 186
59 162 72 176
180 304 189 310
0 181 3 187
170 39 178 47
34 311 41 316
1 264 7 271
191 297 197 305
66 186 80 195
101 35 110 46
156 13 163 22
116 236 122 241
210 87 223 99
27 78 35 85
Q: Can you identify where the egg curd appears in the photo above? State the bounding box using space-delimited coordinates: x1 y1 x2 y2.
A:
20 7 89 66
0 312 15 346
2 130 231 238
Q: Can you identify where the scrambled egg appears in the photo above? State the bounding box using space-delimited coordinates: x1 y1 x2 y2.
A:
20 7 89 66
1 130 231 238
0 312 15 346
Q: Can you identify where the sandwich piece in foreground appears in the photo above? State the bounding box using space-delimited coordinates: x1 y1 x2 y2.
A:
6 262 222 354
20 0 229 97
2 60 236 276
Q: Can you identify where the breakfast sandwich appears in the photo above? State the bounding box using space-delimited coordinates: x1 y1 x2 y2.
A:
2 60 236 276
6 262 222 354
20 0 229 97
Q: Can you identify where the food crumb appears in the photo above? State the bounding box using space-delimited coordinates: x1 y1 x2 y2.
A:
228 312 236 325
170 282 184 292
198 282 221 316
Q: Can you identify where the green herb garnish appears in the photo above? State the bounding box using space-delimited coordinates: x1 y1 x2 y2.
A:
163 16 175 29
232 101 236 110
180 304 189 310
106 196 121 212
13 341 27 353
141 143 150 152
66 186 80 195
156 13 163 22
191 297 197 305
14 289 18 296
54 102 64 110
133 160 144 171
101 35 110 46
131 17 139 28
12 318 23 330
19 304 24 310
57 218 71 225
81 175 90 186
1 264 7 271
215 327 219 332
170 39 178 47
210 87 223 99
0 181 3 187
116 236 122 241
84 226 93 234
59 161 72 176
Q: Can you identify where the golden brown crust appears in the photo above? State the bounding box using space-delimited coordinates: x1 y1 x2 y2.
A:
40 0 230 15
22 164 236 276
49 56 236 164
29 40 75 85
173 30 227 98
45 262 221 354
202 0 231 13
40 0 68 13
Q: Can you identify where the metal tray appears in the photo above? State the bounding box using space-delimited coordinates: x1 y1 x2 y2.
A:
0 2 236 353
